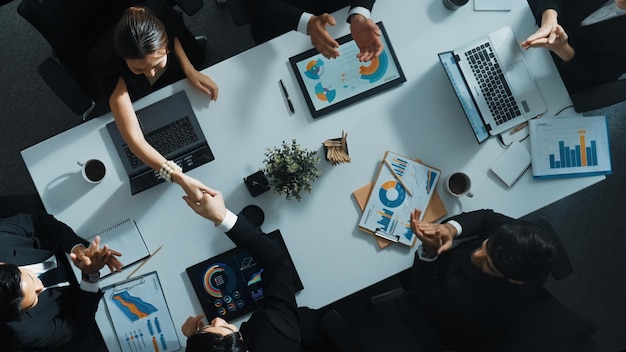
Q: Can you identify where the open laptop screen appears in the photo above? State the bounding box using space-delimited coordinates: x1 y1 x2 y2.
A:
438 51 490 143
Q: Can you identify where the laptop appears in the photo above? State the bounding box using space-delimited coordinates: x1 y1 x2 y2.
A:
106 90 215 195
438 26 546 143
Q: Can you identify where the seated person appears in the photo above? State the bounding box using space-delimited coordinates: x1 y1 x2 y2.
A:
89 0 218 201
251 0 383 61
180 187 331 352
521 0 626 93
0 195 123 351
404 209 559 351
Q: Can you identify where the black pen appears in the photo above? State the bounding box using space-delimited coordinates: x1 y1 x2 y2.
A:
279 79 295 113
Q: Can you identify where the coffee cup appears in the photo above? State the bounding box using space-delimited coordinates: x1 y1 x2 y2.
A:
442 0 469 10
443 172 473 197
78 159 106 184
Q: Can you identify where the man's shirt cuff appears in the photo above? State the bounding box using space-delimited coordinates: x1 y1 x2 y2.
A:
347 7 371 22
446 220 463 237
216 210 238 232
298 12 314 34
80 280 100 293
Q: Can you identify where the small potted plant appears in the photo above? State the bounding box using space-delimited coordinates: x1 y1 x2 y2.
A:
263 139 321 201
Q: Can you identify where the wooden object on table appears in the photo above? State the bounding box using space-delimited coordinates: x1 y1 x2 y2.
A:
323 131 351 165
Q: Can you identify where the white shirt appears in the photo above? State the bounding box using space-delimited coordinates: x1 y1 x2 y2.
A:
296 6 372 34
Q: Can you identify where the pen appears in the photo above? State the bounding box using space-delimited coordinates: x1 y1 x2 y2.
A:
279 79 295 114
509 121 528 135
126 245 163 279
510 114 543 135
383 159 413 196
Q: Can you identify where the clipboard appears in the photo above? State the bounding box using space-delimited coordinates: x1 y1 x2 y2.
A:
101 271 181 352
354 153 447 249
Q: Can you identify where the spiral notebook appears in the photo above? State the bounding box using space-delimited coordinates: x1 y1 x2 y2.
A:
67 218 150 280
489 141 531 187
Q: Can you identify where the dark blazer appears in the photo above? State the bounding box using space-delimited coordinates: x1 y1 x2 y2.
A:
226 215 301 352
410 209 547 351
250 0 376 43
0 210 102 351
536 0 626 92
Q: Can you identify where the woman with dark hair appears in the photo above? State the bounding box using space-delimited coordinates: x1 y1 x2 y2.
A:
89 0 218 201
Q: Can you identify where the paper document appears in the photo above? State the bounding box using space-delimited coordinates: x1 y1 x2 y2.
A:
102 271 181 352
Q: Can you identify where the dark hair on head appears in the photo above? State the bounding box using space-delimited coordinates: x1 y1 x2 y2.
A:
186 331 247 352
486 221 557 282
114 7 168 59
0 263 24 322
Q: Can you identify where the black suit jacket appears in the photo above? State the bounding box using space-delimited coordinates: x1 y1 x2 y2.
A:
410 209 547 351
250 0 375 43
226 215 301 352
0 211 102 351
536 0 626 92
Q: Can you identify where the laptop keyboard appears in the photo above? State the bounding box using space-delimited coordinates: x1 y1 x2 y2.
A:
464 42 521 125
123 116 198 169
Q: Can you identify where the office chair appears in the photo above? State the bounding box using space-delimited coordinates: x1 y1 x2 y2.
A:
217 0 252 26
18 0 206 121
571 79 626 112
17 0 131 120
168 0 203 16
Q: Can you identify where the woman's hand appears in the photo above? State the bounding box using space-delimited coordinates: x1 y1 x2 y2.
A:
173 173 207 202
187 70 219 101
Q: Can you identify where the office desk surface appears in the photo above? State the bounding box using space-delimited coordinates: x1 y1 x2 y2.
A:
22 0 604 350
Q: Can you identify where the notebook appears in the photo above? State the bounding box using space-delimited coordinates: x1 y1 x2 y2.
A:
489 141 531 187
186 230 303 321
106 90 215 195
438 26 546 142
67 218 150 281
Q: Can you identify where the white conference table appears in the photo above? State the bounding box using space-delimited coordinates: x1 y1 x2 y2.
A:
22 0 604 350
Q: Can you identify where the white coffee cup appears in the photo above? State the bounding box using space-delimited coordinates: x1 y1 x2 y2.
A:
78 159 106 184
443 172 473 197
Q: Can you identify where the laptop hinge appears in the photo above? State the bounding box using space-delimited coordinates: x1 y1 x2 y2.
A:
454 54 461 62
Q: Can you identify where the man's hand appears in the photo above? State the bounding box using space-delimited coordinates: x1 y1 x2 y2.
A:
70 236 123 274
308 13 340 59
349 15 383 62
181 314 206 337
183 187 227 226
410 209 456 256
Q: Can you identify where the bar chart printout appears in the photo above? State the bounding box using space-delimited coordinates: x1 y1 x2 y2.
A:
529 116 611 178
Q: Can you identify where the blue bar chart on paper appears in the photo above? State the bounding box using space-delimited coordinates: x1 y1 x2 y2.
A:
549 131 598 169
529 116 612 178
